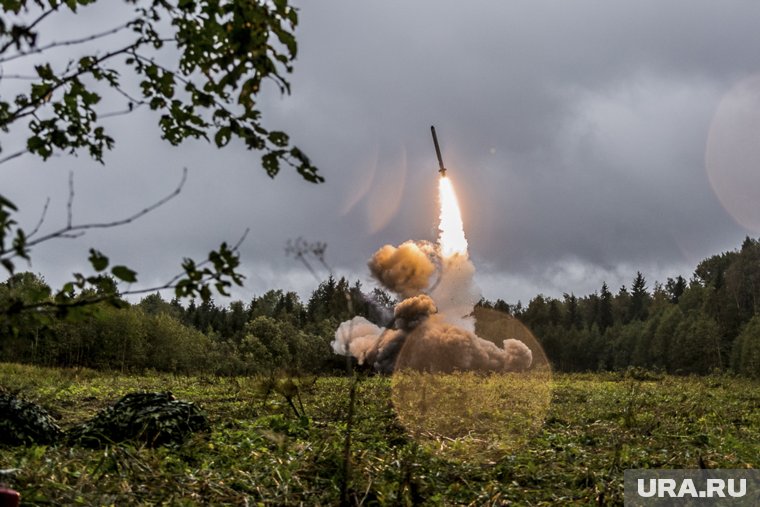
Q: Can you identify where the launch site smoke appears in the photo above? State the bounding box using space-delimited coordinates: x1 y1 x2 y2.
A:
331 128 534 374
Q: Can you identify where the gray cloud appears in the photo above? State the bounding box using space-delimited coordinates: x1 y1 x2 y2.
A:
3 0 758 305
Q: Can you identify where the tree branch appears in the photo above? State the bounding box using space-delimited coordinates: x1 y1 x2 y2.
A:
5 40 145 125
23 167 188 250
0 149 27 166
66 171 74 228
99 104 144 119
111 85 144 107
14 227 250 313
24 5 58 34
27 197 50 239
0 23 129 64
0 5 59 55
286 237 331 283
0 73 39 80
0 167 188 268
120 227 250 297
99 84 146 119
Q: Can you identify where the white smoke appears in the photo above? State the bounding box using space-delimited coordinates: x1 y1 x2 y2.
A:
430 254 480 332
332 317 383 365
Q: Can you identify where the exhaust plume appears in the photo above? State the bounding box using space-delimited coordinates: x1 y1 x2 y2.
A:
438 176 468 257
332 171 533 374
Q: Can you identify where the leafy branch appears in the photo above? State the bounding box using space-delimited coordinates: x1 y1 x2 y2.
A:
0 2 58 55
0 0 323 181
0 0 323 322
0 167 246 320
7 228 248 317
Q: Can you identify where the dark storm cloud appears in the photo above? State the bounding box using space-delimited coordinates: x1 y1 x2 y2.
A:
3 0 759 304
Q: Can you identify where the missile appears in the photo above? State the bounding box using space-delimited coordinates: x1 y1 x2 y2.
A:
430 125 447 177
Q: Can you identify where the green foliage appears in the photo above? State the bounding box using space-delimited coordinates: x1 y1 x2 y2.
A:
1 275 343 376
4 236 760 378
0 0 322 328
67 391 209 448
0 365 758 505
670 312 722 374
0 391 63 445
144 312 212 373
629 271 649 321
598 282 614 332
0 0 320 181
175 242 244 302
665 275 687 304
732 315 760 377
479 236 760 376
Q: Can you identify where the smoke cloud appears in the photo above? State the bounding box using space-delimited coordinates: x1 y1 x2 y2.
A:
396 318 533 373
367 241 436 298
332 316 384 365
430 255 480 332
332 243 533 374
394 294 437 330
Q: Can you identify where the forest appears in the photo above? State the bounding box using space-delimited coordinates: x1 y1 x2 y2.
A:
2 235 759 378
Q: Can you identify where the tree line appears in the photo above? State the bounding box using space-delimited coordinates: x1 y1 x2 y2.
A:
2 237 759 377
478 236 760 377
0 274 392 375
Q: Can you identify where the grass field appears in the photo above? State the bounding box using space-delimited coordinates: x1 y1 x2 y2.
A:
1 363 758 505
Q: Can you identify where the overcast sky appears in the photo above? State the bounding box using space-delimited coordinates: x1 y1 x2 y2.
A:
3 0 760 305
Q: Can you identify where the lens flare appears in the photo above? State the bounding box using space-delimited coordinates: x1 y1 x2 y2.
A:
706 73 760 233
438 176 468 258
392 307 552 461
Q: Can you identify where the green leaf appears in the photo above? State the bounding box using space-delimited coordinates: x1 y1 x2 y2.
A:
88 249 109 272
60 282 75 296
0 194 17 211
268 130 289 147
214 126 231 147
261 151 281 178
35 64 55 81
1 258 14 273
111 265 137 283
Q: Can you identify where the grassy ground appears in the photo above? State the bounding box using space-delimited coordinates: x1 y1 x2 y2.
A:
0 363 758 505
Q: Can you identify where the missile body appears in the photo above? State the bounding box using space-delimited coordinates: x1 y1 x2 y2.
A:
430 125 447 176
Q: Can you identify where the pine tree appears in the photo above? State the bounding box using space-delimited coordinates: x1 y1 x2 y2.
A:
665 276 687 304
629 271 649 321
563 293 582 329
597 282 614 333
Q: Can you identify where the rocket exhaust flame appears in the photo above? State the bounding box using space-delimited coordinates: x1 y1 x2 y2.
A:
437 175 468 258
431 125 468 257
